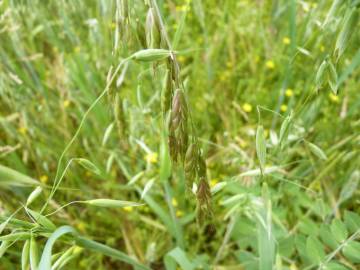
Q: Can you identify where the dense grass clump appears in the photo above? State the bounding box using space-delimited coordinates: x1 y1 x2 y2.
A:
0 0 359 269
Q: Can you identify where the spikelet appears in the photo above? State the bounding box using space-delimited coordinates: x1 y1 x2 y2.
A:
145 7 160 48
168 89 188 162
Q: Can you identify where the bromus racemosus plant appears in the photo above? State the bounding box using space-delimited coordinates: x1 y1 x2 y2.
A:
1 0 360 269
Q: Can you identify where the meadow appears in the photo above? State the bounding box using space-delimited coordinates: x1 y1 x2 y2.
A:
0 0 359 269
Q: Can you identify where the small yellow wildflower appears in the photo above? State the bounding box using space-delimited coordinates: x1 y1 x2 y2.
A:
123 206 133 212
145 152 158 163
242 103 253 113
285 89 294 97
282 37 291 45
329 93 339 103
40 175 48 184
178 55 186 63
176 210 184 217
266 60 275 69
63 100 70 108
172 198 178 207
239 140 247 148
76 222 86 232
18 127 27 135
74 46 81 53
210 178 219 188
280 104 288 112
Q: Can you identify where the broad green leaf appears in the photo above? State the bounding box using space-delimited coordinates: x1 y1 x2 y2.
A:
306 236 325 264
319 225 338 250
342 240 360 263
344 211 360 234
330 219 348 243
323 261 350 270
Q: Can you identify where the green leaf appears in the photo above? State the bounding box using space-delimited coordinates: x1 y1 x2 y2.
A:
342 240 360 263
344 211 360 234
257 183 275 270
0 240 11 258
38 226 76 270
338 170 359 205
21 240 30 270
330 219 348 243
30 236 39 270
319 224 339 250
75 236 150 270
306 236 325 264
323 261 350 270
164 247 195 270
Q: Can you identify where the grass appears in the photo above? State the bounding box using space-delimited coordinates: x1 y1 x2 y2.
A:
0 0 360 269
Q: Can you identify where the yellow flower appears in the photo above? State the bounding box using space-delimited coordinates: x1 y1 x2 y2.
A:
280 105 288 112
18 127 27 135
123 206 133 212
282 37 291 45
285 89 294 97
63 100 70 108
172 198 178 207
239 140 247 148
210 178 219 188
242 103 253 113
145 152 158 163
266 60 275 69
40 175 48 184
178 55 186 63
329 93 339 103
76 222 86 232
176 210 183 217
